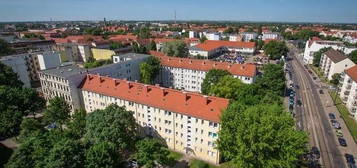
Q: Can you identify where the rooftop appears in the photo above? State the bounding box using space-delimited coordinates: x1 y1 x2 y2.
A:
80 74 229 122
345 65 357 82
40 65 86 78
191 40 255 52
323 49 347 63
150 51 257 77
114 53 150 59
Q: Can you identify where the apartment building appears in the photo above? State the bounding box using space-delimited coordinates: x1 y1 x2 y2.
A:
303 38 349 64
80 74 229 164
339 65 357 121
150 51 257 92
205 33 221 41
262 32 280 40
229 34 243 42
241 32 258 42
39 54 148 110
319 49 355 80
189 40 256 58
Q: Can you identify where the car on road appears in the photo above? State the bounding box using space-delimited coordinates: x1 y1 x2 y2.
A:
295 84 300 89
297 99 302 106
336 130 343 137
311 146 320 159
308 70 312 74
334 122 341 129
338 137 347 147
328 113 336 120
313 76 317 80
345 154 355 164
319 90 324 94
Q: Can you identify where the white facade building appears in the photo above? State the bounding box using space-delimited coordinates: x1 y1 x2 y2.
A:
262 32 280 40
319 49 355 80
80 74 229 164
303 39 346 64
0 54 32 87
241 32 258 42
189 31 198 38
339 65 357 121
205 33 221 41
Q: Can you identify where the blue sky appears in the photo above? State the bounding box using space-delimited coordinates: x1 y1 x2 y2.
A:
0 0 356 23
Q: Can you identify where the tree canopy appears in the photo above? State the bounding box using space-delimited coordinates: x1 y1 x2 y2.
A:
330 73 341 86
134 138 171 168
201 69 231 95
85 141 121 168
263 41 289 60
85 104 137 151
0 39 14 56
0 62 23 87
139 56 161 84
313 47 331 67
44 97 71 130
162 40 187 58
44 139 84 168
218 104 307 168
349 50 357 64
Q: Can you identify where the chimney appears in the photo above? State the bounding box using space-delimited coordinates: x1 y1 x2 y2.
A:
203 95 210 105
87 74 93 80
114 79 120 86
241 65 245 70
127 81 132 89
189 60 193 64
228 64 232 68
99 76 104 83
183 92 190 101
161 88 167 96
213 63 217 67
179 59 183 63
202 61 206 65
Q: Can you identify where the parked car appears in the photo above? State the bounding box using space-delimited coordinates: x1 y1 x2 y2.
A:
334 122 341 129
297 99 302 106
328 113 336 120
319 90 324 94
311 146 320 159
313 77 317 80
336 130 343 137
338 138 347 147
345 154 355 164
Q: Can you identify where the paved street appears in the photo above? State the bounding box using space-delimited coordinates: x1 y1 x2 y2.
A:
287 44 357 168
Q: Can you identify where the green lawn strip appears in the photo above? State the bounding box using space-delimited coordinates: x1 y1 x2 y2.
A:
309 65 329 83
189 159 218 168
329 91 357 143
168 150 183 161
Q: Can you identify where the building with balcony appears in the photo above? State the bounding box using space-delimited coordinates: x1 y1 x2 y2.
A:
80 74 229 164
319 49 355 80
339 65 357 121
150 51 257 93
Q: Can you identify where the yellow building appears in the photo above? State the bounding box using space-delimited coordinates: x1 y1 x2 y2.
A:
80 74 229 164
91 48 115 60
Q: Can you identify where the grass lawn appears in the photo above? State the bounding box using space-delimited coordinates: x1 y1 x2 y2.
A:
168 150 183 161
329 91 357 143
189 159 218 168
309 65 329 83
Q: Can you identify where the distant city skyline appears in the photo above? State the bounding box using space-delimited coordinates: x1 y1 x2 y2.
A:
1 0 357 23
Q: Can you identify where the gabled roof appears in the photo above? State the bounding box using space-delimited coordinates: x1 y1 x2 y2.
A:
80 74 229 122
149 51 257 77
324 49 347 63
345 65 357 82
192 40 255 52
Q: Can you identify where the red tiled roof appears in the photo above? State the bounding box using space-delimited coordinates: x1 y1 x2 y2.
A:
345 65 357 82
153 38 177 43
149 51 257 77
194 40 255 51
80 75 229 122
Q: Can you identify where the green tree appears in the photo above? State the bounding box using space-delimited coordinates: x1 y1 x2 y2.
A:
255 39 265 50
109 42 123 50
149 40 157 51
256 64 286 96
44 97 71 130
199 36 208 43
208 76 245 99
162 40 187 57
0 62 23 87
313 47 331 67
201 69 231 95
0 39 14 56
218 104 307 168
330 73 341 86
349 50 357 64
85 141 121 168
18 118 44 142
139 56 161 84
44 139 84 168
5 137 37 168
0 86 45 137
67 109 87 139
223 27 234 34
85 104 137 151
263 41 289 60
132 42 148 54
135 138 171 168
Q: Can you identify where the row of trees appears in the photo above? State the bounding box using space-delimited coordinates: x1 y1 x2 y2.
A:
0 39 15 56
162 40 187 58
282 29 320 41
5 98 173 168
201 64 308 167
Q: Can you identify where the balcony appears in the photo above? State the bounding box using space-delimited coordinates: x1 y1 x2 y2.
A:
344 91 350 95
